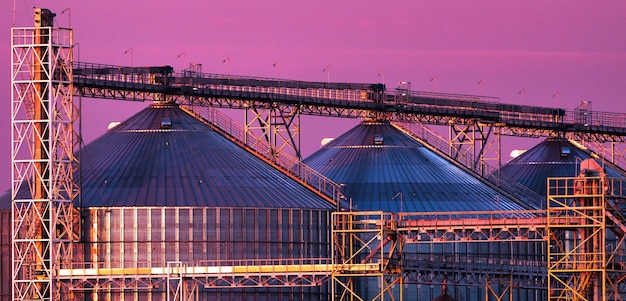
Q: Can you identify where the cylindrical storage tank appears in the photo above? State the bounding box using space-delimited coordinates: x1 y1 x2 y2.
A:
304 120 546 301
499 137 626 300
70 103 334 301
0 202 10 301
80 207 330 300
500 137 626 198
82 207 328 265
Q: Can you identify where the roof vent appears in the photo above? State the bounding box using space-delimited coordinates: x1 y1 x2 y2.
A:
374 135 384 145
560 146 570 157
161 117 172 129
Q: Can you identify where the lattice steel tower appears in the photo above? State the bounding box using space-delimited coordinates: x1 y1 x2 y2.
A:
547 159 626 300
11 8 78 301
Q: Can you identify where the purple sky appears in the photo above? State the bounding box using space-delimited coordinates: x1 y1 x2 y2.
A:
2 1 626 191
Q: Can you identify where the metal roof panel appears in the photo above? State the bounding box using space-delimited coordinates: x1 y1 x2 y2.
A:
7 104 334 210
500 138 626 198
304 121 528 212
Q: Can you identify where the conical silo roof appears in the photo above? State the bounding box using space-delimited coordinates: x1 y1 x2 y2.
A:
71 103 334 209
500 137 626 198
304 121 530 212
0 189 9 210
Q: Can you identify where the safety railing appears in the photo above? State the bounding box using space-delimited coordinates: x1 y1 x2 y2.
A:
71 62 626 138
394 121 546 209
12 27 73 47
59 258 334 278
565 109 626 130
399 88 500 104
182 104 344 207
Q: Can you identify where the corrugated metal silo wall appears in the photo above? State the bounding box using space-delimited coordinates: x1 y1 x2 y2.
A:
77 207 331 301
352 237 547 300
0 210 10 301
402 241 547 300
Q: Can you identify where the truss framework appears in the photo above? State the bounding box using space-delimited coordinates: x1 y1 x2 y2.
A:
71 61 626 165
393 121 546 209
547 175 626 301
11 14 78 301
331 211 404 301
448 122 500 177
245 102 302 160
51 201 626 300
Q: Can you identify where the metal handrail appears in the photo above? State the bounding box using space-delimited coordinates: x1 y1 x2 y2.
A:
181 105 343 206
72 62 626 137
394 121 546 209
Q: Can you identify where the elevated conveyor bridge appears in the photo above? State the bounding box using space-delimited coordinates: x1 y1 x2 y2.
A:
72 62 626 178
72 62 626 140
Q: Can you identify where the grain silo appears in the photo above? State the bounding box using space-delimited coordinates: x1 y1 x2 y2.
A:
304 120 545 300
4 103 335 301
500 137 626 198
0 195 10 301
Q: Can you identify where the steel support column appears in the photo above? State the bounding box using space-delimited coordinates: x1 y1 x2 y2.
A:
331 211 404 301
485 275 513 301
11 8 78 301
449 122 501 176
547 171 606 300
246 103 302 160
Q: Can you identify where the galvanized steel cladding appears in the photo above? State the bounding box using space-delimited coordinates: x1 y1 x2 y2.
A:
78 206 331 300
0 211 9 301
1 103 337 301
78 103 334 209
82 207 330 263
305 121 546 300
500 138 626 198
73 104 335 300
304 121 530 212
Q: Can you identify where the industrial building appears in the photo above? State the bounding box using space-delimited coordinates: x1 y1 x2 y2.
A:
500 137 626 198
6 8 626 301
304 120 533 212
4 103 337 300
304 120 544 300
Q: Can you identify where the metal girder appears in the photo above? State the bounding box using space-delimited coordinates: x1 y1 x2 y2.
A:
574 139 626 170
393 112 475 127
396 211 548 242
300 104 367 118
448 122 500 177
565 131 626 144
12 15 79 301
245 102 302 159
404 267 547 290
498 125 557 138
59 259 334 301
76 86 167 102
547 174 626 300
332 211 404 301
486 276 514 301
